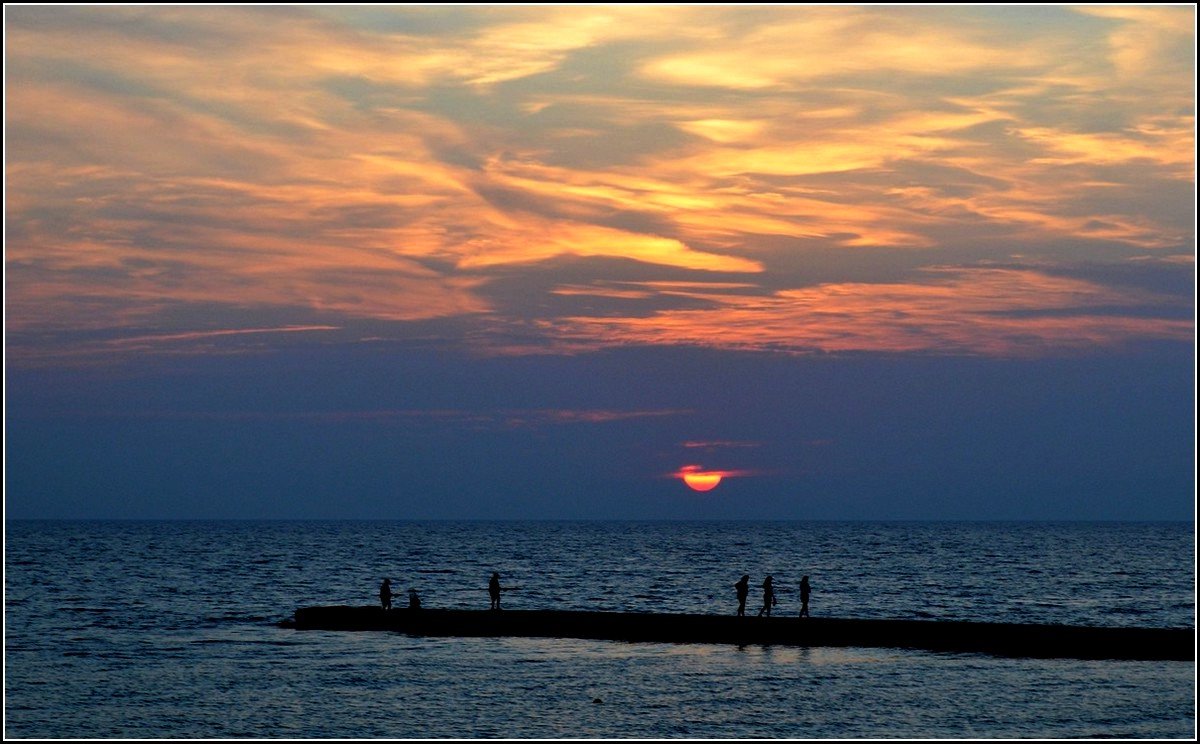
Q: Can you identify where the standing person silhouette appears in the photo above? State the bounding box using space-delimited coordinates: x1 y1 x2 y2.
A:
379 578 393 611
799 576 811 618
734 575 750 616
757 575 777 617
489 572 502 610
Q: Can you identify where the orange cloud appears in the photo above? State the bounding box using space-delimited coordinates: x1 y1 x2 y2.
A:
457 219 762 273
543 268 1193 357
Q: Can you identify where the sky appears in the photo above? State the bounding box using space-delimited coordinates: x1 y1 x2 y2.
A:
4 4 1196 520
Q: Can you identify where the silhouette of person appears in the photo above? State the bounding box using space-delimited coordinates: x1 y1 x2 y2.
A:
379 578 393 611
734 574 750 616
757 575 777 617
489 572 502 610
408 588 422 610
799 575 811 618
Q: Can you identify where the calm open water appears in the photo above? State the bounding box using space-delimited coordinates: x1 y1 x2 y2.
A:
4 520 1196 738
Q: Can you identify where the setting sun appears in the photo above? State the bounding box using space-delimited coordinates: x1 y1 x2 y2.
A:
683 471 722 492
674 464 746 492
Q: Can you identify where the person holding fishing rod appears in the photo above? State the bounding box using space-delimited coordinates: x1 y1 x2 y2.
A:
489 572 502 610
489 572 524 610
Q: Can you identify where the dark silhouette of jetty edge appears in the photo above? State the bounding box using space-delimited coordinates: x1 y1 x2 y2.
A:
279 606 1192 661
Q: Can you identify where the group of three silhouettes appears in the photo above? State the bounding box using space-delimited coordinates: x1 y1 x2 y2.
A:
735 574 811 617
378 573 508 611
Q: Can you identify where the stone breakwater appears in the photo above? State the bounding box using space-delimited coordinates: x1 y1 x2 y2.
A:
284 606 1194 661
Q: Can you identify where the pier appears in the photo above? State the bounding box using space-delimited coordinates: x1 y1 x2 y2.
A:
282 606 1193 661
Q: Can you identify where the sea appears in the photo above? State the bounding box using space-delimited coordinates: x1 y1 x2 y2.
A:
4 520 1196 739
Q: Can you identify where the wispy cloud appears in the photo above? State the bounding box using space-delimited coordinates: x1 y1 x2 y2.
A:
106 325 341 347
682 440 760 450
26 406 693 429
542 266 1192 357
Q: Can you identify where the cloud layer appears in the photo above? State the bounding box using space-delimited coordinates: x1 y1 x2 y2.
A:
6 6 1194 363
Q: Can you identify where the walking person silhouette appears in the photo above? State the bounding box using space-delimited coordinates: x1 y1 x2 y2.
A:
757 575 777 617
799 575 811 618
734 574 750 616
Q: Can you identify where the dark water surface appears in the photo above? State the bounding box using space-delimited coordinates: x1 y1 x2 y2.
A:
4 520 1195 738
